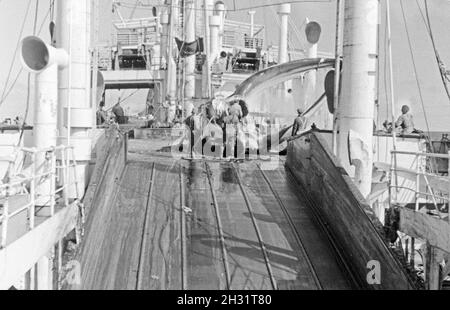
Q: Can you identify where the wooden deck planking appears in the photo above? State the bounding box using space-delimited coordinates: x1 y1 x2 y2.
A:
264 168 352 290
183 161 226 290
208 162 273 290
72 136 362 290
78 163 153 290
139 160 182 290
238 162 322 290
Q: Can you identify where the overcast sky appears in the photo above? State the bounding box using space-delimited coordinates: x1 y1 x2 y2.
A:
0 0 449 131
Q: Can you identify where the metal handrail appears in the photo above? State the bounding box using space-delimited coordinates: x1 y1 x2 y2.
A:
0 145 80 249
389 185 450 203
392 150 450 160
389 151 450 224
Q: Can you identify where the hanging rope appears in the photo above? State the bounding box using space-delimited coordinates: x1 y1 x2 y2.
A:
0 0 55 107
399 0 432 137
423 0 450 102
0 0 33 106
18 0 40 145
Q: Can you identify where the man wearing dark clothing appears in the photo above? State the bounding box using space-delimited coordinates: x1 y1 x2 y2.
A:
97 101 107 126
112 101 126 124
292 109 307 137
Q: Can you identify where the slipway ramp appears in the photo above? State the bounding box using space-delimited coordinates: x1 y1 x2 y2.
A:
67 128 352 290
68 127 417 290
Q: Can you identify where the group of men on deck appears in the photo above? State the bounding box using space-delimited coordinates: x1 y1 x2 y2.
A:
96 99 127 126
96 93 416 143
181 98 247 158
290 104 415 137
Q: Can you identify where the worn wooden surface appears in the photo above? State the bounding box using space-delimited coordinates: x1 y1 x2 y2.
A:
72 139 352 290
399 208 450 253
76 163 153 289
287 132 416 290
83 127 127 217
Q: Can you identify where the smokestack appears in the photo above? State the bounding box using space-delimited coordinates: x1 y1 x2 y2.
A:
56 0 93 199
20 36 68 206
337 0 379 197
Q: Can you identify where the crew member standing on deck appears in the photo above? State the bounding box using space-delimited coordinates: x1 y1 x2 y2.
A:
224 100 244 158
97 101 107 125
292 108 307 137
112 98 126 124
229 100 243 124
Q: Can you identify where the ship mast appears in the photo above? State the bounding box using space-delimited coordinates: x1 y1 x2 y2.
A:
184 0 196 100
337 0 379 198
166 0 178 123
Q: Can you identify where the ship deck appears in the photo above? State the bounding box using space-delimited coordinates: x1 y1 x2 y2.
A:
71 139 352 290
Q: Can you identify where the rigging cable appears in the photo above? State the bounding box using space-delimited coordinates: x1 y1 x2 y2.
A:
0 0 33 106
18 0 40 145
423 0 450 102
129 0 140 19
399 0 434 156
0 0 54 107
115 0 334 13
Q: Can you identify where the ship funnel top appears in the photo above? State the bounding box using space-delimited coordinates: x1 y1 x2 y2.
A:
20 36 68 73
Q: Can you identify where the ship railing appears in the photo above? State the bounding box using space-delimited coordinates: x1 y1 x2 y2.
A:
0 145 79 249
96 45 163 71
389 150 450 289
389 150 450 221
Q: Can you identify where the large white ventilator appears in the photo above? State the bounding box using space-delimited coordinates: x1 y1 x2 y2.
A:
305 20 321 97
20 36 69 206
337 0 379 198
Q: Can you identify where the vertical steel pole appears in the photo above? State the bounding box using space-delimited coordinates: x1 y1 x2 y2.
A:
448 151 450 224
184 0 196 99
386 0 399 192
337 0 379 197
1 176 9 248
50 150 56 216
332 0 343 155
30 151 36 230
